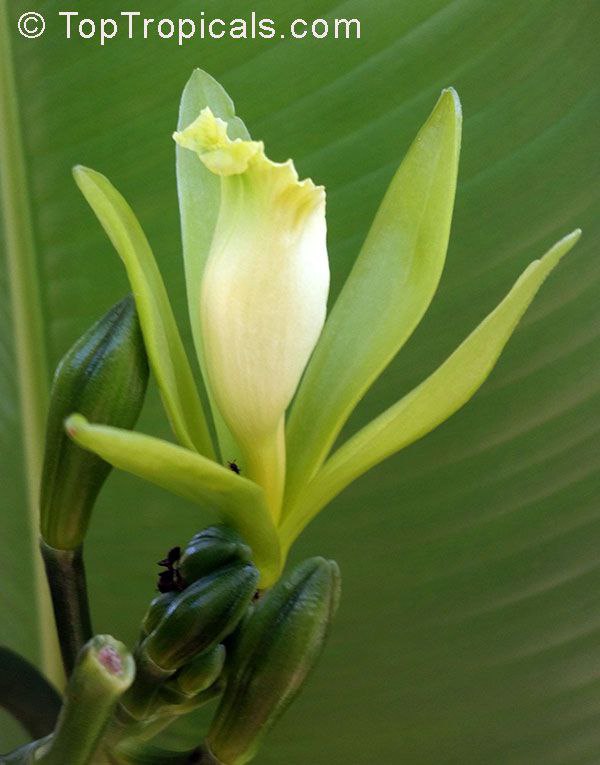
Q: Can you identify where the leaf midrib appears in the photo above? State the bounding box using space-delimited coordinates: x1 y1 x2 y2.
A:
0 0 62 688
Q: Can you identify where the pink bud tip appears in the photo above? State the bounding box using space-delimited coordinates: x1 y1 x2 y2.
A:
98 645 122 675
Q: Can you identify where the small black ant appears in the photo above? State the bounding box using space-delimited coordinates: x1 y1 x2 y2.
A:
228 460 241 475
156 545 185 593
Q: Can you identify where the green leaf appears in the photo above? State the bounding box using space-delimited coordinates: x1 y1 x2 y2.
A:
65 415 281 587
285 87 462 505
1 1 598 761
176 69 250 464
0 0 61 691
73 166 214 459
0 647 61 739
282 231 581 549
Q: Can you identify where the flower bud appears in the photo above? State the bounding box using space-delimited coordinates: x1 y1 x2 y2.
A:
140 592 177 639
40 295 149 549
152 647 226 718
179 525 252 585
139 648 225 722
171 644 226 697
143 562 258 672
206 557 341 765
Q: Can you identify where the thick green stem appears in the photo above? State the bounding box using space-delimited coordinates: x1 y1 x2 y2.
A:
36 635 134 765
40 540 93 675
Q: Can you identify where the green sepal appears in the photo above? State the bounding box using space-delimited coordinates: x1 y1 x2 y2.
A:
281 229 582 549
179 526 252 586
143 563 258 672
207 557 340 765
285 88 462 506
64 417 282 586
73 165 215 458
40 295 148 550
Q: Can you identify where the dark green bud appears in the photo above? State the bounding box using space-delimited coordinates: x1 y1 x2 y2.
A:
140 592 178 639
40 295 149 550
144 563 258 672
170 644 226 697
136 647 225 722
206 557 341 765
179 526 252 586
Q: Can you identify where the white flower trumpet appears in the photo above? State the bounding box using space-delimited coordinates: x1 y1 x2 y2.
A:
174 109 329 519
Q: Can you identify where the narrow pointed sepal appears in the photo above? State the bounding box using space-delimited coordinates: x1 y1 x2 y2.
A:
282 230 581 549
73 165 214 458
64 415 281 586
285 87 462 506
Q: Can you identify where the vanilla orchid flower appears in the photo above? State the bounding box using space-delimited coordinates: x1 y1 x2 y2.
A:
173 108 329 520
68 69 580 587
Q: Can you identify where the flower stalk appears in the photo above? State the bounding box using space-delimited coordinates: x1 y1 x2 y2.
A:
39 542 93 678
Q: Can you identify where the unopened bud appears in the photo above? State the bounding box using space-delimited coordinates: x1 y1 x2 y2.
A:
40 295 148 549
206 557 340 765
144 563 258 672
179 526 252 585
171 644 226 697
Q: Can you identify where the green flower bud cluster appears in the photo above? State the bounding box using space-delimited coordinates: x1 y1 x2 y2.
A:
5 522 340 764
112 526 258 741
10 291 340 765
105 530 340 765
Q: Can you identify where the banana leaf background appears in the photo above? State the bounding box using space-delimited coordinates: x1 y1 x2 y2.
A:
1 0 599 761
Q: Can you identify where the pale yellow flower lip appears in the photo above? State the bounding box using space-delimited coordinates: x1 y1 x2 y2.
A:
173 107 325 203
173 107 261 175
